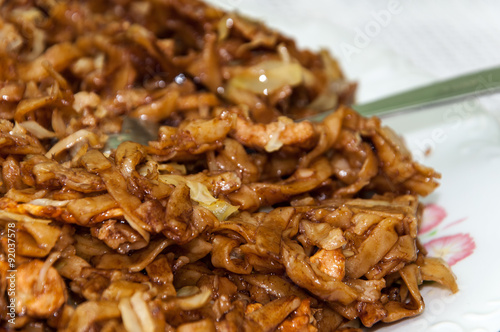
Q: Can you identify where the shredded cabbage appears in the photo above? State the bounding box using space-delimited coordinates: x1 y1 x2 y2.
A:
228 60 304 95
19 121 57 139
159 174 239 221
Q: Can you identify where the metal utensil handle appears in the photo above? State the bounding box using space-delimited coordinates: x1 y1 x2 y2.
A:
353 66 500 117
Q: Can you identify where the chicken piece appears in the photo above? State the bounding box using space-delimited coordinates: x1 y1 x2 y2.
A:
230 113 318 152
277 299 317 332
26 156 105 193
148 111 236 160
310 248 345 281
91 220 148 254
280 236 357 305
146 255 177 297
0 119 45 155
15 260 66 318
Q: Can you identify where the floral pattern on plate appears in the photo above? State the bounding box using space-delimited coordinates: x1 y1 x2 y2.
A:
419 204 475 266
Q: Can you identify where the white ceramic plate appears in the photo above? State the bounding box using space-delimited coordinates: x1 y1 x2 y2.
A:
206 1 500 330
381 101 500 332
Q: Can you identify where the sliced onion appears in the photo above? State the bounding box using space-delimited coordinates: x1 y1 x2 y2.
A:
0 210 51 224
119 292 157 332
45 129 102 159
119 297 142 332
130 292 156 332
19 121 57 139
28 198 70 207
228 60 304 95
159 174 239 221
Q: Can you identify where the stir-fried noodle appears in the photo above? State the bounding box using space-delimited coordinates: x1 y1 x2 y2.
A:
0 1 456 330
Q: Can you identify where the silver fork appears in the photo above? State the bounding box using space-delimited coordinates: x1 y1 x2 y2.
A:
105 66 500 151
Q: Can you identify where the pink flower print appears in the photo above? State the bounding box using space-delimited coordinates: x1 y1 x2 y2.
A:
423 233 475 266
420 204 447 234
